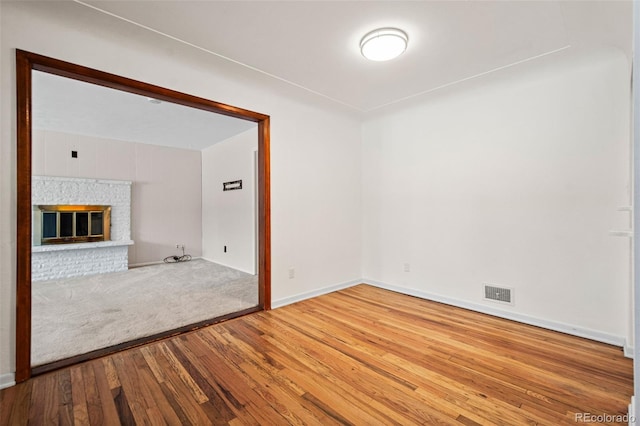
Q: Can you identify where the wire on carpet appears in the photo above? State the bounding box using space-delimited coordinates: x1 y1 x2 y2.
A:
164 245 192 263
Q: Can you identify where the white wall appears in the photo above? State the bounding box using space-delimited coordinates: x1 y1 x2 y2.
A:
131 142 202 265
32 129 203 266
0 1 363 383
0 0 13 390
362 48 632 346
3 0 628 392
632 0 640 419
202 127 257 274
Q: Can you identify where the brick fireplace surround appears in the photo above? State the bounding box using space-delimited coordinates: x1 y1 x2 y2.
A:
31 176 133 282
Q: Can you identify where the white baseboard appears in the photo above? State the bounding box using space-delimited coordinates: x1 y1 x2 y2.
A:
271 279 361 309
200 257 256 275
363 279 629 350
0 373 15 390
0 278 629 391
129 260 166 268
129 257 206 269
629 396 636 426
624 345 634 359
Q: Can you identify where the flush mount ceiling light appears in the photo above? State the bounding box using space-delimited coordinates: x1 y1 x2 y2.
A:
360 27 408 61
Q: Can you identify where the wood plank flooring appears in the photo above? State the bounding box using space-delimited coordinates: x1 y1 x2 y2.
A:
1 284 633 425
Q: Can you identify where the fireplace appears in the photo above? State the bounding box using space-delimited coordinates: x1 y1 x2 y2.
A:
32 176 133 281
35 205 111 245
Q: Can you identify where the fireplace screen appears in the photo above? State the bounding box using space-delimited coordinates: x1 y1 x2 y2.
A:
36 205 111 245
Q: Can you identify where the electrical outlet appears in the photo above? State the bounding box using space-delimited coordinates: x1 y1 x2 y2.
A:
403 263 411 272
288 267 295 279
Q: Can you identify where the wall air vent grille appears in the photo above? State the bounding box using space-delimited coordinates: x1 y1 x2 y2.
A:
483 284 513 305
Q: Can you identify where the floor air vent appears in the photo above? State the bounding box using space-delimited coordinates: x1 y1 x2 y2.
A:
484 284 513 305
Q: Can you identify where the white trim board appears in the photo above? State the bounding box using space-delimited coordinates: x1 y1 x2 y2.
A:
271 279 361 309
625 346 635 359
200 257 255 276
0 373 15 390
1 278 630 389
129 257 204 269
272 278 631 355
129 259 167 268
363 279 630 355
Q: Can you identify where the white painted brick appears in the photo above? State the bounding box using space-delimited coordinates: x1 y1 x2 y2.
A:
32 176 131 240
32 176 132 281
32 246 129 281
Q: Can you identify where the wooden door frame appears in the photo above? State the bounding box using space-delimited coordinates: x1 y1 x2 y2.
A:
15 49 271 382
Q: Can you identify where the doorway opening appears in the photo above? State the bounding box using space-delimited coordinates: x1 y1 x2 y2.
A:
15 49 271 381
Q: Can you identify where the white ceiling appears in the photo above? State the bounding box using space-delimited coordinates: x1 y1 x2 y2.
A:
33 1 632 148
80 0 632 112
33 70 257 150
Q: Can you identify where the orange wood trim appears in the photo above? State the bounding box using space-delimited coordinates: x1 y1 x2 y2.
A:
14 49 271 381
15 50 33 383
259 117 271 310
17 50 268 122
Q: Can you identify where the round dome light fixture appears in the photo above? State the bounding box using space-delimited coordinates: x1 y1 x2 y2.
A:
360 28 408 61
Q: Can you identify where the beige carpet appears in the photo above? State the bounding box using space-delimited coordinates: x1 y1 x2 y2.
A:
31 259 259 366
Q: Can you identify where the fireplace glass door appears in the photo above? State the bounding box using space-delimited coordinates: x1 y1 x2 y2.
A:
36 205 111 245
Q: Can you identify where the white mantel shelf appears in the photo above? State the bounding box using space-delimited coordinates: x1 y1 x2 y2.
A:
33 175 132 186
32 240 134 253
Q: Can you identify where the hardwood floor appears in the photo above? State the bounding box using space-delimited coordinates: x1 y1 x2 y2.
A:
1 284 633 425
